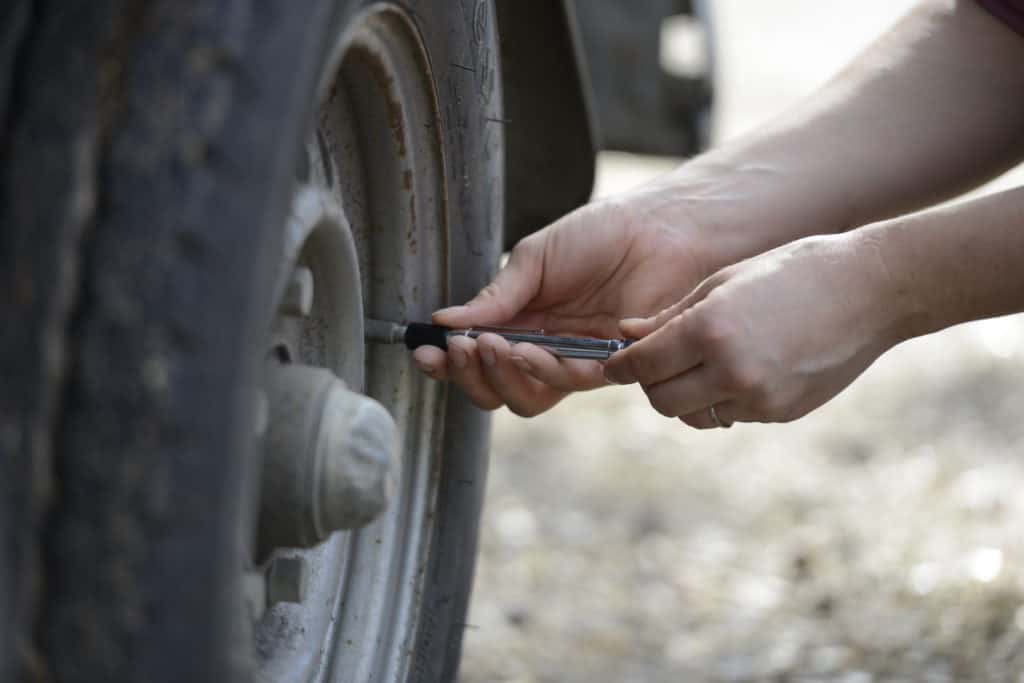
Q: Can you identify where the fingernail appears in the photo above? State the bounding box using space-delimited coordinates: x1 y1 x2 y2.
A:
620 317 648 327
510 355 531 373
415 360 434 375
480 346 496 367
450 346 469 369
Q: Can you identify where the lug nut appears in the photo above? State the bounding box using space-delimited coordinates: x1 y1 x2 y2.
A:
280 266 314 317
258 364 399 556
243 569 267 621
266 556 308 606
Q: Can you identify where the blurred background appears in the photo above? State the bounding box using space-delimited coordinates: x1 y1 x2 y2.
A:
461 2 1024 682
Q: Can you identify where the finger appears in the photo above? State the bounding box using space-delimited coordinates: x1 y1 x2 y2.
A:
507 342 608 393
619 299 687 339
476 333 565 417
618 272 723 339
412 345 449 381
679 400 738 430
642 365 729 419
433 237 544 328
445 335 504 411
604 313 702 386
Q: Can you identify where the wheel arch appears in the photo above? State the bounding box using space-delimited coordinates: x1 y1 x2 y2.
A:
495 0 597 251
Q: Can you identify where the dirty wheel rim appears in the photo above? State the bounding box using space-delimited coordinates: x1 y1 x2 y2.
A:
255 6 448 681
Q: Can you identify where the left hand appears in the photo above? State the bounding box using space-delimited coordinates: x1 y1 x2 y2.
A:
603 233 914 428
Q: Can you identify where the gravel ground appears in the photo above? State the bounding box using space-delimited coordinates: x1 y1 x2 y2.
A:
461 327 1024 682
460 2 1024 681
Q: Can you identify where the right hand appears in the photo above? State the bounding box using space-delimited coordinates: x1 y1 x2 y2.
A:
413 190 714 416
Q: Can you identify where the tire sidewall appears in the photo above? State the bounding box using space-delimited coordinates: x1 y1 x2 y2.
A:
24 2 343 681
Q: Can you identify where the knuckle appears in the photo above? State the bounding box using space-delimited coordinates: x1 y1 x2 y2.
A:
695 313 730 347
476 281 502 301
661 313 688 337
506 400 541 418
471 391 504 412
647 390 678 419
508 235 542 268
545 374 576 393
681 308 709 339
574 362 608 391
472 283 513 319
577 197 624 228
678 414 704 430
627 352 658 384
746 390 779 418
719 363 759 394
478 399 504 412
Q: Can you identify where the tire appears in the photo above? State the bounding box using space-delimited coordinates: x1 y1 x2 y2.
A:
0 1 502 681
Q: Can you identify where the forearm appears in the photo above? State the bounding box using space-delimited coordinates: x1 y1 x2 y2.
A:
862 186 1024 342
651 0 1024 269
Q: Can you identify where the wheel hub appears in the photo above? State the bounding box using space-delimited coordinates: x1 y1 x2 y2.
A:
258 363 398 556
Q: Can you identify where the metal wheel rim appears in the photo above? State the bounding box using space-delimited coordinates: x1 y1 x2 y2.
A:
255 6 449 681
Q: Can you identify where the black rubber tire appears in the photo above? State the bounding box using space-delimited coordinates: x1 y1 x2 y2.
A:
0 1 502 681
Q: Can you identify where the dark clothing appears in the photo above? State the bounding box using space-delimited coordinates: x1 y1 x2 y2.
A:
977 0 1024 37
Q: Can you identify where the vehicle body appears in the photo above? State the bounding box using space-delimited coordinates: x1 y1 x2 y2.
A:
0 1 711 680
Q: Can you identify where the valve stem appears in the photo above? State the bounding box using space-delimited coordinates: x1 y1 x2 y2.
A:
364 319 407 345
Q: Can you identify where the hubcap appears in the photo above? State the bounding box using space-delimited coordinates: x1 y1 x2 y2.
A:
258 364 398 556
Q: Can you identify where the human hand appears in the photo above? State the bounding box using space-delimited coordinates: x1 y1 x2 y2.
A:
603 233 913 427
413 191 712 416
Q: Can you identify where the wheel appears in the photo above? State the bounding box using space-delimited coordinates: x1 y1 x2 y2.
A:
0 1 503 681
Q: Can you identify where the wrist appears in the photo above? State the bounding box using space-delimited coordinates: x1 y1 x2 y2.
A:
846 226 931 348
647 155 857 271
852 188 1024 342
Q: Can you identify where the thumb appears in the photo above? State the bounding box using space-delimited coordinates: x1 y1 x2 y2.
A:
433 238 543 327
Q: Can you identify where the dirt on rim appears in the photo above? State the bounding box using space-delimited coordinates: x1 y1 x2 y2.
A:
461 323 1024 682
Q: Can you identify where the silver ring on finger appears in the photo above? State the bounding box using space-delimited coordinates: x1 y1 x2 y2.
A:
708 404 733 429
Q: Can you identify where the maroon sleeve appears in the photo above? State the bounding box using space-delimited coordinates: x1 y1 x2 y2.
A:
976 0 1024 37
